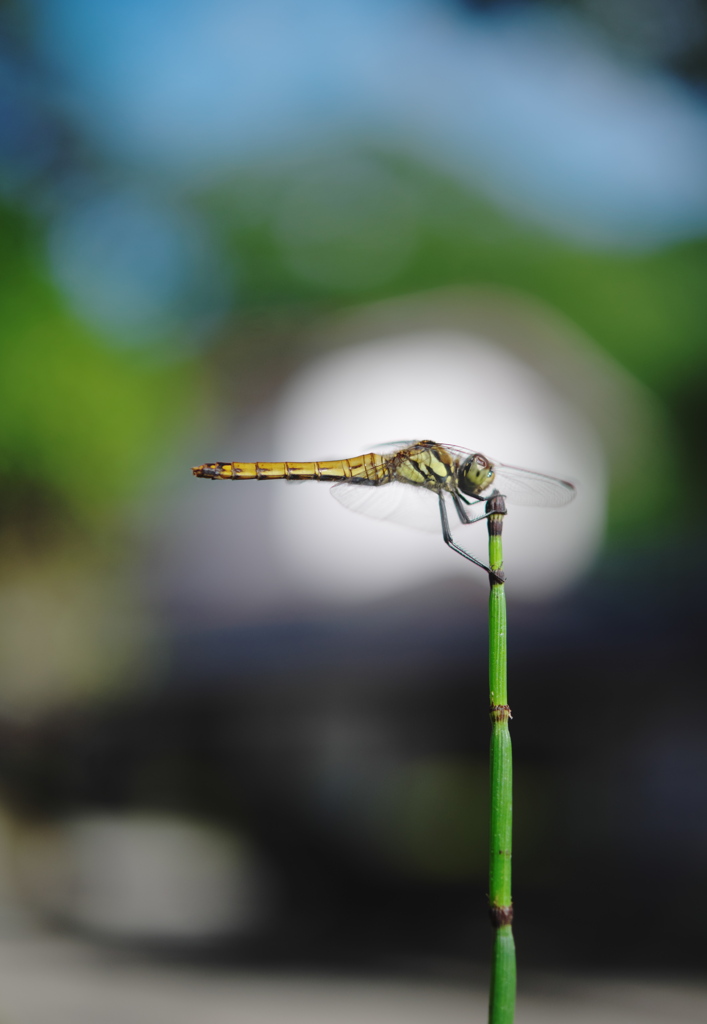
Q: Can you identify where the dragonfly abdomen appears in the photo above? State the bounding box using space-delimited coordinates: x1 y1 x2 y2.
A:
192 453 389 483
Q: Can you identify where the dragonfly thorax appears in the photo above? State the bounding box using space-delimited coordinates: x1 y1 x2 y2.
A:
458 454 496 497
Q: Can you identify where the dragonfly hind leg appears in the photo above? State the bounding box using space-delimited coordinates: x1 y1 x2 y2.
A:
439 493 505 584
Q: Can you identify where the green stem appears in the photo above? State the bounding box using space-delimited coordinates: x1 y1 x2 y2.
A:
486 494 516 1024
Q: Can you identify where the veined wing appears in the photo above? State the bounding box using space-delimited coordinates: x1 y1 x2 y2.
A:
367 441 576 509
490 462 575 507
330 479 443 532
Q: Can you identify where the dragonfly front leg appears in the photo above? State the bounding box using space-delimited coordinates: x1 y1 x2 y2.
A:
452 492 490 526
439 493 505 584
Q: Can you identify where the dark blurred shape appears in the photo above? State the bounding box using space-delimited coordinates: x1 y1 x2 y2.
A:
0 547 704 975
582 0 707 76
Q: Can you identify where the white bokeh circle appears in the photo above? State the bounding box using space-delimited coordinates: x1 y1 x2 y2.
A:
271 332 606 601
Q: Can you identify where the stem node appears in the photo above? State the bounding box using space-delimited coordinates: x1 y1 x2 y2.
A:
489 905 514 928
489 704 512 723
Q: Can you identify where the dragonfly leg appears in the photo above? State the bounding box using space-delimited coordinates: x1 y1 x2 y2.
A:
439 493 505 584
452 492 491 526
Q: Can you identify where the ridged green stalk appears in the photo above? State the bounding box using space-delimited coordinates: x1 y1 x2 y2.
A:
486 494 516 1024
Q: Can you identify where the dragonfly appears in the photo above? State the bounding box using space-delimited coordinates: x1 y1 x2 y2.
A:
192 439 575 581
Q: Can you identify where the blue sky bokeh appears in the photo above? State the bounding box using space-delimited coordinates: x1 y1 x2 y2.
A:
31 0 707 248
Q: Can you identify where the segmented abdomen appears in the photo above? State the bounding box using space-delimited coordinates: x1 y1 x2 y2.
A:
192 452 389 482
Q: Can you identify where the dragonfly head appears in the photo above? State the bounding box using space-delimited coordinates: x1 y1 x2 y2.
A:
458 453 495 497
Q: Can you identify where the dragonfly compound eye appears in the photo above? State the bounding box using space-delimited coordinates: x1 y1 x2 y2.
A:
458 455 496 497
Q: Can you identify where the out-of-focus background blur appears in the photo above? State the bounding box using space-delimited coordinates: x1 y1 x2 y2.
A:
1 1 707 1021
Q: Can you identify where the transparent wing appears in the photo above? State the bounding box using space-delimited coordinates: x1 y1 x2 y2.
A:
330 480 443 533
342 441 575 509
492 462 576 507
390 442 575 508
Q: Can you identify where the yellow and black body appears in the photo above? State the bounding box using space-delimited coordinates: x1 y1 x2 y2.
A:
192 438 573 582
192 439 496 499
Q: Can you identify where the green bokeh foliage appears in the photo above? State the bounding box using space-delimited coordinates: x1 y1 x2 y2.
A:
0 202 193 533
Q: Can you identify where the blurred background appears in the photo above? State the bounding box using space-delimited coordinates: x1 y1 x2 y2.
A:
1 0 707 1021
